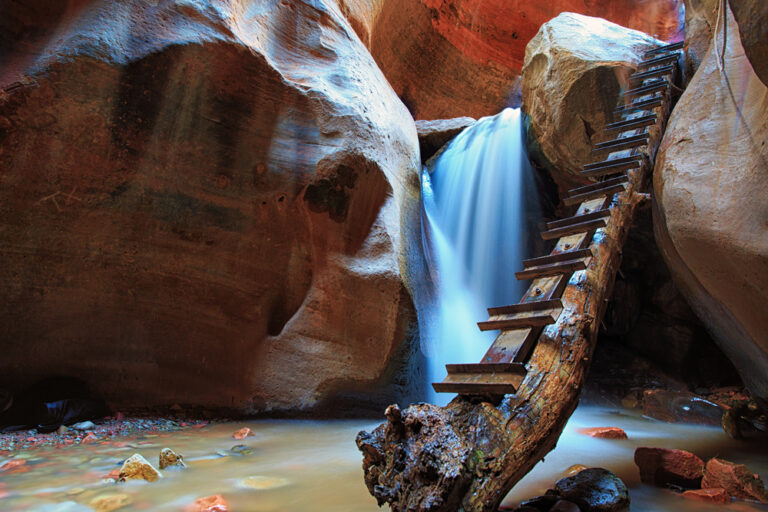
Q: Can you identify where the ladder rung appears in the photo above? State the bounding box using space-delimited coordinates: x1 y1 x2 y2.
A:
546 209 611 230
614 97 664 115
592 134 649 154
582 159 642 178
604 114 657 133
432 380 522 395
445 362 526 374
583 155 644 171
478 312 559 331
567 175 628 196
515 258 588 280
623 80 669 99
541 218 607 240
645 40 684 57
522 249 593 269
564 183 627 206
638 53 678 69
488 298 563 317
631 65 675 83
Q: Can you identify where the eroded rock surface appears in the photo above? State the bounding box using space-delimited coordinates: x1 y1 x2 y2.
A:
653 4 768 405
0 0 422 414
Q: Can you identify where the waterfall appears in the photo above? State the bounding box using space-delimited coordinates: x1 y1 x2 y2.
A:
420 108 542 405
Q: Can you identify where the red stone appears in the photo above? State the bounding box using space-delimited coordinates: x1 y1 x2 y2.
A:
0 459 26 473
702 458 768 503
187 494 229 512
683 488 731 505
578 427 628 439
81 432 98 444
232 427 253 440
634 447 704 488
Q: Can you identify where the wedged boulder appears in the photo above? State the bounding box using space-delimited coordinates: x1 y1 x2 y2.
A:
634 447 704 488
683 0 719 79
0 0 422 414
730 0 768 87
653 4 768 405
702 458 768 503
415 117 475 163
522 13 663 191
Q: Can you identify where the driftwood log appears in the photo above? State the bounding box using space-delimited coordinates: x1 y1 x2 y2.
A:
356 48 678 512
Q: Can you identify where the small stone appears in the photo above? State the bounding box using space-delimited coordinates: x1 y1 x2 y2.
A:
702 458 768 503
159 448 185 469
237 475 290 490
552 467 630 512
81 432 98 444
634 447 703 488
682 488 731 505
188 494 229 512
578 427 628 439
232 427 253 440
72 421 96 431
565 464 588 476
230 444 254 456
118 453 162 482
89 493 132 512
550 500 581 512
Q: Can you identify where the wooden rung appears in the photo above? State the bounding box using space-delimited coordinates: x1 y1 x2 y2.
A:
432 380 522 396
522 248 593 269
514 258 588 280
614 96 664 115
567 175 628 196
445 362 526 375
631 65 675 83
488 298 562 317
583 155 643 171
564 183 627 206
582 159 642 178
645 40 684 57
478 312 559 331
604 114 657 133
592 134 649 154
541 218 607 240
623 80 669 99
546 209 611 230
638 53 679 69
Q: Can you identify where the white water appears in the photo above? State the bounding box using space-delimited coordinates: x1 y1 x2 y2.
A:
420 108 541 404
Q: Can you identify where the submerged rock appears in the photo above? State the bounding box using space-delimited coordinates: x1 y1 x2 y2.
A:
188 494 229 512
551 467 630 512
701 458 768 503
682 487 731 505
634 447 704 488
158 448 185 470
118 454 161 483
89 493 132 512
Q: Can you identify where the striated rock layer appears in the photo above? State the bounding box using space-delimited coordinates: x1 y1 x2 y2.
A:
654 5 768 404
0 0 423 414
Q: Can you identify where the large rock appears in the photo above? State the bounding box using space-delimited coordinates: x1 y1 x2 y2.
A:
729 0 768 87
0 0 422 414
653 4 768 405
634 447 704 488
551 468 630 512
522 13 663 190
369 0 683 119
702 458 768 503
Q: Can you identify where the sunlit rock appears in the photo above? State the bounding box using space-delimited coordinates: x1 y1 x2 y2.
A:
653 4 768 405
89 493 133 512
118 453 162 482
159 448 185 470
522 12 662 190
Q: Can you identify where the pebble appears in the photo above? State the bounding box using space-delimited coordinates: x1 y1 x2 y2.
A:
232 427 254 440
159 447 186 469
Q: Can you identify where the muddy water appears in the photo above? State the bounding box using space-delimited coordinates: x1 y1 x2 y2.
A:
1 407 767 511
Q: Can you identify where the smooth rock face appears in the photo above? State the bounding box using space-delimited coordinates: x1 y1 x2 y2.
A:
370 0 684 119
0 0 422 414
653 4 768 405
118 453 161 482
552 467 630 512
415 117 476 163
522 12 662 190
634 447 704 488
702 458 768 503
729 0 768 87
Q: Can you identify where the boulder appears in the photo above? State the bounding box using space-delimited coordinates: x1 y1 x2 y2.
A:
0 0 422 414
522 13 663 191
653 3 768 405
159 448 185 470
729 0 768 87
634 447 704 488
551 468 630 512
118 453 162 482
415 117 475 163
641 389 724 425
702 458 768 503
682 488 731 505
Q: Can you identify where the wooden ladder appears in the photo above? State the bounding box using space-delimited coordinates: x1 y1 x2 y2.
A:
432 40 683 397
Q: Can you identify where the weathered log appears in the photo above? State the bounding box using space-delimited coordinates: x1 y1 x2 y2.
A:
356 66 676 512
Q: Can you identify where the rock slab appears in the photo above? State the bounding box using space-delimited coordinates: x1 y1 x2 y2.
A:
634 447 704 488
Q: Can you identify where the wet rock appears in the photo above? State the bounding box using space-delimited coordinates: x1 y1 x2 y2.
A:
158 448 185 470
232 428 253 440
229 444 254 456
188 494 229 512
517 494 560 511
522 12 662 191
118 453 162 482
415 117 475 163
565 464 588 477
89 493 132 512
551 467 630 512
642 389 723 425
654 2 768 405
81 432 98 444
550 500 581 512
701 458 768 503
730 0 768 87
578 427 628 439
682 487 731 505
634 447 704 488
72 421 95 431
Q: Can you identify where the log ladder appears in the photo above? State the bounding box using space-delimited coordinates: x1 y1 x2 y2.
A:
432 40 684 396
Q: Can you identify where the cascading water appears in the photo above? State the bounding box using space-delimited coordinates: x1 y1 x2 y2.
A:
420 108 542 404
